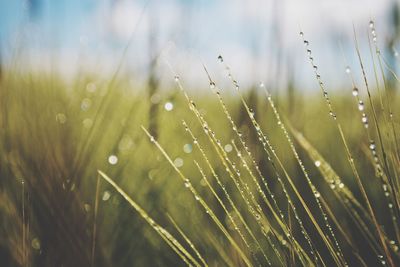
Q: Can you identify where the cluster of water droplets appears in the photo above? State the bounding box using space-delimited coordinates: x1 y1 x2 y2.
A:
216 56 319 264
144 124 251 264
191 97 285 264
266 82 347 264
300 32 336 120
352 88 369 128
183 121 272 265
370 20 378 43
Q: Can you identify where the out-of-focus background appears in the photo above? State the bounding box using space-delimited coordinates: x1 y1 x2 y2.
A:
1 0 399 91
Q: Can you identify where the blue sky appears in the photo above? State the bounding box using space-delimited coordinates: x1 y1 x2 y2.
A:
0 0 398 91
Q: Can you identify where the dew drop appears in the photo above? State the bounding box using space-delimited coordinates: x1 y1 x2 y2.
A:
299 31 304 37
314 160 321 167
102 191 111 201
369 21 374 28
164 102 174 111
345 66 351 74
361 114 368 128
314 191 321 198
108 155 118 165
209 81 216 89
217 55 223 63
224 144 233 153
184 179 190 188
358 101 365 111
369 141 376 150
174 158 184 168
249 109 255 118
174 75 180 82
31 238 41 250
352 87 359 96
183 144 193 153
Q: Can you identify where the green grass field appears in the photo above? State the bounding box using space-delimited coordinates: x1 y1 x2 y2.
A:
1 27 400 267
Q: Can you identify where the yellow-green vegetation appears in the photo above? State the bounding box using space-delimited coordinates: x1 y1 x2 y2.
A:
1 23 400 266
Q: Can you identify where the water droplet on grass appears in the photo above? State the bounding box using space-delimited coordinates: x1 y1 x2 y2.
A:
369 141 376 150
31 238 41 250
369 21 374 28
184 179 190 188
102 191 111 201
358 101 364 111
209 82 216 89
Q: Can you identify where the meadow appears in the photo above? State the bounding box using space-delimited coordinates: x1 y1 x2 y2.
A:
1 23 400 267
